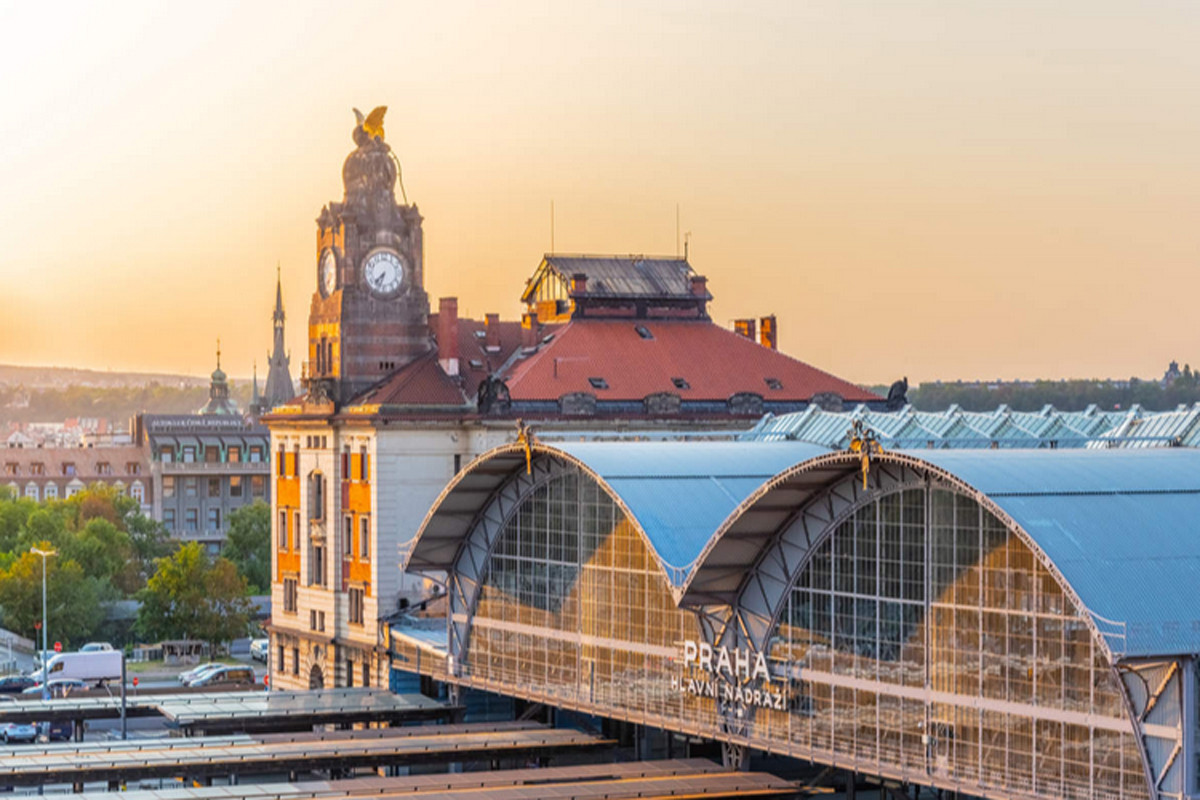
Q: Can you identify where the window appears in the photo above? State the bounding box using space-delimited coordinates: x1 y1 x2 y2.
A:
185 478 197 497
311 544 326 586
160 447 174 463
251 476 265 497
283 578 297 613
249 447 262 463
24 484 38 500
293 511 300 546
341 448 350 480
468 359 484 369
62 463 76 476
126 462 141 475
208 478 220 498
349 587 365 625
362 661 369 688
277 447 285 477
453 454 462 474
292 446 299 477
292 646 299 675
278 510 288 549
164 509 176 532
227 446 241 463
182 446 195 463
43 483 58 500
342 515 353 557
277 645 284 673
309 472 325 521
359 516 370 560
345 659 354 687
309 609 325 632
360 447 369 482
672 377 690 390
588 377 609 390
207 508 220 531
96 462 111 476
634 324 654 340
229 475 242 498
764 377 783 390
30 463 44 476
204 446 220 463
163 476 176 498
3 463 16 477
185 508 198 532
130 482 144 504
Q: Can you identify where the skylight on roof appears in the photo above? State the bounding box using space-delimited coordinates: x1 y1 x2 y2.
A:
672 377 690 390
765 378 783 390
634 325 654 340
468 359 484 370
588 377 609 390
473 330 487 339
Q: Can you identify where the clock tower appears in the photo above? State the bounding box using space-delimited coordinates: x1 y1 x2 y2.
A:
306 107 431 404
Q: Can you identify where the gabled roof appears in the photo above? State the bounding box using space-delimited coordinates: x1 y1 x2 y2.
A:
521 255 698 302
501 319 878 403
350 352 470 409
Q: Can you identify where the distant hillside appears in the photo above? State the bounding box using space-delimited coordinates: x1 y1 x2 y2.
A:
0 364 209 390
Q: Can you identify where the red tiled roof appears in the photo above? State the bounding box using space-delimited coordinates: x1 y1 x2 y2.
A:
501 319 878 403
450 317 524 399
352 352 469 408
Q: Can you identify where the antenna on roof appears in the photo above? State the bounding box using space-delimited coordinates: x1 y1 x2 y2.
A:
684 231 691 261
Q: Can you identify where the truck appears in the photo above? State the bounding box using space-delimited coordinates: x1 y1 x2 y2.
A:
39 651 122 686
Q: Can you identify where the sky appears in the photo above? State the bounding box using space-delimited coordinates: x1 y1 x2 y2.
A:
1 0 1199 386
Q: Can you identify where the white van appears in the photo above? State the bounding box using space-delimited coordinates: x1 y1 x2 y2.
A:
42 651 122 686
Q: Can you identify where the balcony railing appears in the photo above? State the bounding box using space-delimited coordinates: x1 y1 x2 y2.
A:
161 461 270 474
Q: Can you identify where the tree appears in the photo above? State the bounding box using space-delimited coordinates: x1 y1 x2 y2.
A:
135 543 253 651
0 547 106 647
221 502 270 593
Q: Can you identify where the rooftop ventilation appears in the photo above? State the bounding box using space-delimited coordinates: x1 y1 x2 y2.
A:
764 378 783 391
588 377 609 390
473 330 487 339
672 377 690 390
634 325 654 340
468 359 484 370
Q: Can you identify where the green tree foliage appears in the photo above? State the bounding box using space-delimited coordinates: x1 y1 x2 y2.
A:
221 502 270 594
135 543 253 651
0 485 172 643
902 377 1200 413
0 381 254 429
0 547 108 648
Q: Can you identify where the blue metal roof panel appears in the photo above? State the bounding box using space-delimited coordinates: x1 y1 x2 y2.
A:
554 441 829 583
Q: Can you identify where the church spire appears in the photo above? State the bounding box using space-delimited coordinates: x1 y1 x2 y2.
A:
263 266 296 410
274 263 285 324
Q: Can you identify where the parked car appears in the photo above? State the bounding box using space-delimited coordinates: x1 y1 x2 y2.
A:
79 642 113 653
0 676 35 694
41 720 73 742
1 723 37 744
21 679 88 698
178 662 224 684
249 639 269 663
41 652 122 685
188 665 255 688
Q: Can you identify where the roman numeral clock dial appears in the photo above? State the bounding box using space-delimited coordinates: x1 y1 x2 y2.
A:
363 249 405 297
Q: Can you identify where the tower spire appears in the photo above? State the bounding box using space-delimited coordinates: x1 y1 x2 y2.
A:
264 266 296 409
216 338 221 370
274 263 285 324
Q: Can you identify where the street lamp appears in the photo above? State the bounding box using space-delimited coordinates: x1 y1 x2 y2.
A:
30 547 56 697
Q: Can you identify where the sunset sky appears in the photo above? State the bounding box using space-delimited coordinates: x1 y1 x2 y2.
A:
2 0 1198 385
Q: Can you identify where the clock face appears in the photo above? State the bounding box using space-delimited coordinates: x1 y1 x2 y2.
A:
319 249 337 296
363 249 405 296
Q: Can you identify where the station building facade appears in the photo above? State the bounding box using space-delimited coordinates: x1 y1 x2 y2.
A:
401 440 1200 800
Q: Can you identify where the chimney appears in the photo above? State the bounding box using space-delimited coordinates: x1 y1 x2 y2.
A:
759 315 778 350
522 310 540 349
438 297 459 376
485 313 501 352
690 275 708 297
570 273 588 295
733 319 756 341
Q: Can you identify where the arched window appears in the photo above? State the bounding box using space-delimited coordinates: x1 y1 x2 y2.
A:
43 483 58 500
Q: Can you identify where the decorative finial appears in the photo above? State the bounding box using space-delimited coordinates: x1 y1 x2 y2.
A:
216 338 221 369
362 106 387 140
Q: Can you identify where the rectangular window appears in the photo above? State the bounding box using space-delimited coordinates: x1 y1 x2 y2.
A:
345 659 354 687
95 462 111 476
30 463 44 476
341 449 350 481
453 453 462 474
283 578 297 613
163 509 175 532
277 645 284 673
360 447 369 482
185 478 197 497
204 446 220 463
207 508 220 531
163 476 176 498
278 510 287 549
227 446 241 463
251 475 265 497
311 544 325 586
359 516 370 560
343 515 353 557
208 478 221 498
292 646 299 675
62 463 75 476
126 462 140 475
249 447 262 463
229 475 243 498
182 447 195 463
310 473 324 521
362 661 369 688
293 511 300 547
160 448 174 463
349 587 364 625
292 446 299 477
3 463 16 477
277 447 285 477
185 508 198 532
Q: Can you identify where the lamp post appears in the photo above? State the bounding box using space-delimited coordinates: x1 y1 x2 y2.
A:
30 547 56 698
